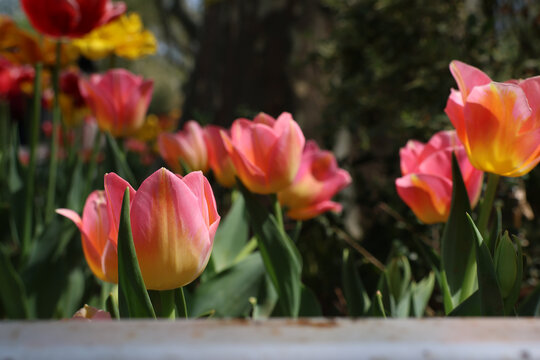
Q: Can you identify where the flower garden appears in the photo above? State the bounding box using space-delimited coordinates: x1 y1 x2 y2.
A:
2 1 540 357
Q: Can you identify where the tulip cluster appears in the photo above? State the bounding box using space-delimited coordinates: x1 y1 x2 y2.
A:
157 112 352 220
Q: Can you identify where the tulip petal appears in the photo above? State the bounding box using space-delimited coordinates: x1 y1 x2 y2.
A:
464 82 533 175
182 171 221 240
445 89 468 148
130 168 212 290
286 200 343 221
266 114 305 193
517 76 540 133
449 60 491 101
101 240 118 283
400 140 425 175
104 173 136 241
396 174 452 224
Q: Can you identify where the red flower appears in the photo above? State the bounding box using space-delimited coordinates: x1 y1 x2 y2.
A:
20 0 126 38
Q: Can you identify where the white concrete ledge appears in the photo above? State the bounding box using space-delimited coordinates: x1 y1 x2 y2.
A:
1 318 540 359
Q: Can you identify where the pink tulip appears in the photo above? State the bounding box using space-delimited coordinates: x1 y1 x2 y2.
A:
104 168 220 290
204 125 236 187
158 121 209 174
221 112 305 194
395 130 484 224
445 60 540 176
277 141 351 220
79 69 153 137
72 305 111 321
56 191 118 283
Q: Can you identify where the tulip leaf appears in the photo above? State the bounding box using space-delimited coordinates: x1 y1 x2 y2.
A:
117 188 155 319
56 267 85 318
411 272 435 317
440 153 476 311
190 253 266 317
466 213 504 316
448 290 481 316
342 248 370 316
210 191 249 273
487 204 502 255
238 183 302 317
0 246 30 319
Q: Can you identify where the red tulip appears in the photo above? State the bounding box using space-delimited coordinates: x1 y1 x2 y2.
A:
158 121 209 173
277 141 351 220
221 112 305 194
79 69 153 137
20 0 126 38
204 125 236 187
395 130 484 224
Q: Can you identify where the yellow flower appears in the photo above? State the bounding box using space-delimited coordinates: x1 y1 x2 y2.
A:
0 15 78 66
73 13 157 60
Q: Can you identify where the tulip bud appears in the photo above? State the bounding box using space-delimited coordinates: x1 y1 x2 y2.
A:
493 232 518 298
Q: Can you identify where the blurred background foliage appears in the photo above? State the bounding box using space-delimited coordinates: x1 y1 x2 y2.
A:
4 0 540 316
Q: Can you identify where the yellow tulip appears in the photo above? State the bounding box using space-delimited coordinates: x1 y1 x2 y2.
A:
73 13 157 60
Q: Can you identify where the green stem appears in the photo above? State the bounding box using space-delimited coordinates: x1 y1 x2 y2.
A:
175 287 188 319
477 173 500 236
157 290 176 319
0 101 8 169
45 41 62 221
273 196 284 230
22 63 42 261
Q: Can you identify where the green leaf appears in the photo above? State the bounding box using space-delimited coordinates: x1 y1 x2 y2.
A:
449 290 480 316
299 285 322 317
341 249 370 316
411 272 435 317
7 127 22 194
105 132 136 186
190 252 266 317
210 192 249 273
0 246 29 318
466 213 504 316
117 188 155 318
440 153 476 309
238 183 302 317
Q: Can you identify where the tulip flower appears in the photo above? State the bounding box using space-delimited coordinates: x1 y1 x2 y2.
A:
158 121 209 174
445 60 540 177
56 191 119 283
72 305 111 320
73 13 157 60
221 112 306 194
204 125 236 187
277 140 351 220
104 168 220 290
395 130 484 224
20 0 126 39
79 69 153 137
